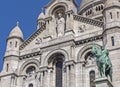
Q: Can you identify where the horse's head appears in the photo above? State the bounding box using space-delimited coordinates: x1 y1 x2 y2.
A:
92 45 97 55
92 45 101 58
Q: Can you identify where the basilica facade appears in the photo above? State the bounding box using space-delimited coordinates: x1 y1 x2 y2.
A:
0 0 120 87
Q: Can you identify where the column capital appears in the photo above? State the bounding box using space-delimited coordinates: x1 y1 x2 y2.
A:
64 60 75 67
39 66 53 72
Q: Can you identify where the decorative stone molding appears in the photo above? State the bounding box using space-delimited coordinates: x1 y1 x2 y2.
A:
73 15 103 27
65 29 75 36
7 36 24 42
64 60 75 66
65 10 74 15
20 51 41 60
103 27 120 35
45 17 52 22
19 25 46 50
43 35 52 42
0 73 18 78
39 66 49 72
19 59 40 75
75 35 103 46
40 34 75 49
42 49 69 66
77 43 101 62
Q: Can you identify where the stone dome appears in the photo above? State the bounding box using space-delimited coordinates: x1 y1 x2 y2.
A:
80 0 94 9
79 0 104 14
9 22 23 39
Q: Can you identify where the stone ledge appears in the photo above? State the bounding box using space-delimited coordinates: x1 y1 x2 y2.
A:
95 77 113 87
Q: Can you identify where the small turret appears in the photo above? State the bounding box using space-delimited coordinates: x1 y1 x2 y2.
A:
37 9 46 29
5 22 24 57
103 0 120 48
2 22 24 73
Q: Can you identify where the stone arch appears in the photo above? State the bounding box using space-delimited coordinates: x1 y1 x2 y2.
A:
19 59 40 75
77 44 101 62
48 2 68 16
42 49 69 66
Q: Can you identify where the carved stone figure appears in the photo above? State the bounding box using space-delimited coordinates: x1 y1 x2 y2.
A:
92 45 113 81
56 13 65 37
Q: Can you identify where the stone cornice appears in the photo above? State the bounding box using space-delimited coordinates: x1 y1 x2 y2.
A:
19 51 41 60
19 25 46 50
64 60 76 66
0 72 18 78
75 35 103 46
103 26 120 35
7 36 24 42
73 15 103 27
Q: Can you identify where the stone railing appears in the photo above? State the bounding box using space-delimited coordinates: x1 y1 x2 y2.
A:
73 15 103 27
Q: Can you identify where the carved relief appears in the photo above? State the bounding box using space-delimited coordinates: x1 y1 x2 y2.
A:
78 25 86 33
35 37 42 45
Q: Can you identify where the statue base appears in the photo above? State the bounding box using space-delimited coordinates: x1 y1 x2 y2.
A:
95 77 113 87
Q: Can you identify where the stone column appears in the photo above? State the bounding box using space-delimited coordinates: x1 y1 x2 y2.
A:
40 71 48 87
65 60 75 87
70 64 75 87
44 71 48 87
63 64 66 87
66 65 70 87
10 74 15 87
40 67 49 87
40 71 43 87
21 76 26 87
47 68 53 87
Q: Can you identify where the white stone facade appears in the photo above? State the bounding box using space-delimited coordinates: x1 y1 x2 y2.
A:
0 0 120 87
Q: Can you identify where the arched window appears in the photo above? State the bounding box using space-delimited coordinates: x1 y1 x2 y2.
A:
101 5 103 10
85 52 95 65
96 7 98 11
10 42 12 47
90 9 92 14
26 66 36 77
56 58 63 87
110 12 112 19
6 63 9 72
111 36 115 46
117 12 119 18
15 41 18 47
29 83 33 87
90 71 95 87
98 6 101 11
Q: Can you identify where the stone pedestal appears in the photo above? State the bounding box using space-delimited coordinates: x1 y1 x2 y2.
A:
95 77 113 87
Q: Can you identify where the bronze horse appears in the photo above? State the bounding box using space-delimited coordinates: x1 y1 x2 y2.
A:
92 45 112 81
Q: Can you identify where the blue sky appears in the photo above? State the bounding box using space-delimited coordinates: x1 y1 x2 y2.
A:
0 0 81 71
